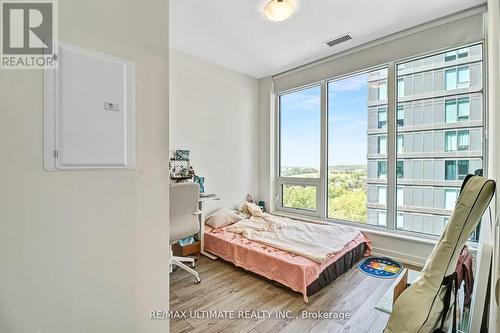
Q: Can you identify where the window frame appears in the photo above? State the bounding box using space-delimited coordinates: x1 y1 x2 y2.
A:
444 188 459 210
275 83 324 217
445 131 458 152
445 159 471 180
458 97 471 121
281 183 319 212
445 97 471 123
457 130 470 151
273 42 486 240
378 160 388 179
445 65 471 90
378 135 387 154
378 107 388 129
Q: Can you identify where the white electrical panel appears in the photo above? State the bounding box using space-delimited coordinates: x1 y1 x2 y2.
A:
44 43 136 171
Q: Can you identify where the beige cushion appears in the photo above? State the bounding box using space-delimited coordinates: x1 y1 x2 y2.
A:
205 208 241 228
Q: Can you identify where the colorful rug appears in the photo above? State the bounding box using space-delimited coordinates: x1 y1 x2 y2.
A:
357 257 403 279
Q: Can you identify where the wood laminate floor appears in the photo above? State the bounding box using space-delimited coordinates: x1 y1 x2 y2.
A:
170 256 393 333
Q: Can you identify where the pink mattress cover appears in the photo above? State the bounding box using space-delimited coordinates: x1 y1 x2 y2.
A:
204 224 371 302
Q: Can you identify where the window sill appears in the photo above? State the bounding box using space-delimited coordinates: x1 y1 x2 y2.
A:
271 210 439 246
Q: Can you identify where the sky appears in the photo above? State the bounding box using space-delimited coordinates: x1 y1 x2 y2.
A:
280 73 369 169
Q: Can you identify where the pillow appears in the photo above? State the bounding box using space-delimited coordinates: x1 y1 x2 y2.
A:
205 208 241 228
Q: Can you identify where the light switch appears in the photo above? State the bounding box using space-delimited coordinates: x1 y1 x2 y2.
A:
104 102 120 111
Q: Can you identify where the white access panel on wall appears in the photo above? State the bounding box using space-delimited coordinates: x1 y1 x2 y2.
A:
44 43 136 171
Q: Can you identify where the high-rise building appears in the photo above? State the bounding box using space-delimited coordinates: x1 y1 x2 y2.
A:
366 44 484 238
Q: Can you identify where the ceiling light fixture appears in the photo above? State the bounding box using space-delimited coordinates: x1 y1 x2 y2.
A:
264 0 294 22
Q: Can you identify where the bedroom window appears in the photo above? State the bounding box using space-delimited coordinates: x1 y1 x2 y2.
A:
327 70 387 223
275 43 484 239
279 85 321 178
282 184 317 211
396 44 483 237
277 85 321 216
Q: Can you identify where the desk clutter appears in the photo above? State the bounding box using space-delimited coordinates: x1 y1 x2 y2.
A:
173 236 200 257
169 149 205 192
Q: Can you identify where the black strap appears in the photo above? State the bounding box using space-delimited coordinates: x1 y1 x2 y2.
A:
433 272 458 333
459 174 475 195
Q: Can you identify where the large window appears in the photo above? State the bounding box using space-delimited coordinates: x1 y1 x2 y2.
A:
282 184 317 211
396 44 483 237
327 70 387 223
279 86 321 178
276 44 484 239
278 86 321 215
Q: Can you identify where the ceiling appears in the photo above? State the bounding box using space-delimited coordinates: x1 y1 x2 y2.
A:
170 0 485 79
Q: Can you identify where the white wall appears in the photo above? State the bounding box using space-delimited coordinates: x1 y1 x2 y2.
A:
169 49 259 213
0 1 170 332
258 77 275 212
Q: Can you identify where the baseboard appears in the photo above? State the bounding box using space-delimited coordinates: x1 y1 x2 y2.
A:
372 246 426 268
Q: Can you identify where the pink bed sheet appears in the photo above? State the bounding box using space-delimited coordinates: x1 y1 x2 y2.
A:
204 225 371 302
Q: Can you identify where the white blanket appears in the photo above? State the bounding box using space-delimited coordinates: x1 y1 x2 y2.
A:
227 203 360 263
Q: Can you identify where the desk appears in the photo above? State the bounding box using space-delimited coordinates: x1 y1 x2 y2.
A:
198 194 220 259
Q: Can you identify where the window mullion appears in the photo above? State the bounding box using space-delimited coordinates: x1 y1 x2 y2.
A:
320 81 328 219
386 62 396 231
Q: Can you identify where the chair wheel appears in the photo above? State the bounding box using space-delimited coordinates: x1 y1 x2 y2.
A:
195 277 201 284
192 262 196 268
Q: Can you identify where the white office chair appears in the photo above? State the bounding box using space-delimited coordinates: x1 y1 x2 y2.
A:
169 183 201 283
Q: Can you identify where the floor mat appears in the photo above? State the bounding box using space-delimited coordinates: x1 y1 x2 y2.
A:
357 256 402 279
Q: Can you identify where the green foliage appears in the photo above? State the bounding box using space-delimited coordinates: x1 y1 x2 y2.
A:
283 185 316 211
282 166 367 223
328 189 367 223
328 168 367 222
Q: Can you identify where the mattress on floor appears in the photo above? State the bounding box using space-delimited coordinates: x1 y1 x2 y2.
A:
204 223 371 302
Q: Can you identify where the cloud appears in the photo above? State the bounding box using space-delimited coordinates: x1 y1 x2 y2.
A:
329 74 368 92
281 88 320 113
